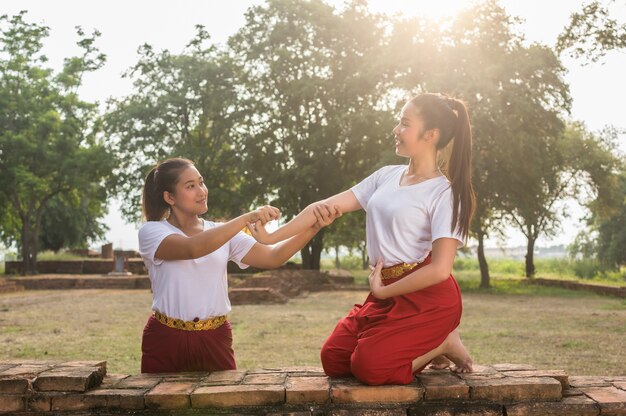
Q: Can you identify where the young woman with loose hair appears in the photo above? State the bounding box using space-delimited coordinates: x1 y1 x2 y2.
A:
138 157 340 373
249 93 476 385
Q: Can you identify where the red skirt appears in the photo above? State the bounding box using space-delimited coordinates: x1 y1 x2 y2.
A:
320 254 462 385
141 315 236 373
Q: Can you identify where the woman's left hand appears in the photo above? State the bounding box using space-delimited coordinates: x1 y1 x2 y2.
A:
368 259 385 299
312 203 342 230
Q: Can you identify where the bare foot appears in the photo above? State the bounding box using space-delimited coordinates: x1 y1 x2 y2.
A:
429 355 451 370
441 329 473 373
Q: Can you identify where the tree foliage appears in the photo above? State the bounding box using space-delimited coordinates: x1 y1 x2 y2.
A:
0 12 114 273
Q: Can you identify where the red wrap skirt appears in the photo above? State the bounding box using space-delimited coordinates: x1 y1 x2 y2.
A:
320 253 462 385
141 314 236 373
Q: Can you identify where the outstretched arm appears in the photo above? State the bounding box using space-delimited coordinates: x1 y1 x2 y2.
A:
252 190 362 245
368 238 459 299
242 204 342 269
154 206 280 261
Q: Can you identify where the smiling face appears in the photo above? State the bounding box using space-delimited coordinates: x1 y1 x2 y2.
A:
392 101 439 158
163 165 208 216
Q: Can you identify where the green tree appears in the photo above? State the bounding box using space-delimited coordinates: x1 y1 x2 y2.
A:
229 0 395 269
390 1 572 279
38 187 108 252
105 26 246 221
0 12 114 274
558 0 626 63
323 211 367 269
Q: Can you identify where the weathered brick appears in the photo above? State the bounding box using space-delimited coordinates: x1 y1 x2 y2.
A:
331 409 408 416
408 402 503 415
100 373 130 388
27 392 60 412
59 360 107 372
582 386 626 415
201 370 247 385
0 394 25 413
569 376 611 388
86 388 147 409
116 375 162 389
458 365 504 381
0 364 52 378
0 377 29 394
417 372 469 400
614 382 626 391
33 368 101 392
467 376 562 402
506 395 600 416
285 376 329 404
144 381 196 409
191 384 285 407
51 393 107 411
331 380 424 404
502 369 568 388
243 373 287 385
284 366 326 377
491 363 537 372
563 387 586 397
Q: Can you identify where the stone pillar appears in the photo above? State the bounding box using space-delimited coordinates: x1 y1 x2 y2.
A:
101 243 113 259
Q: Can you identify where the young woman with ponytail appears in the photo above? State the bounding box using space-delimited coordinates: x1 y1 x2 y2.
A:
248 93 476 385
138 157 340 373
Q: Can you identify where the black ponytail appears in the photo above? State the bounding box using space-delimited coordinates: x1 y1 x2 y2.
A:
141 158 194 221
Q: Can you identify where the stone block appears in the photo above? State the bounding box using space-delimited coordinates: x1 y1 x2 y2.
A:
0 364 53 378
330 410 408 416
331 379 424 404
581 386 626 415
286 376 329 404
0 377 29 394
116 374 162 389
243 373 287 385
100 373 130 388
408 402 503 415
506 395 599 416
501 369 568 388
27 392 58 412
0 394 24 413
85 387 147 409
33 367 102 392
51 393 107 411
191 384 285 407
467 376 562 402
144 381 196 409
417 372 469 400
201 370 247 385
569 376 611 388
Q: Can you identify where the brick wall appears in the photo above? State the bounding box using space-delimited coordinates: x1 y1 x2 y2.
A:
1 359 624 415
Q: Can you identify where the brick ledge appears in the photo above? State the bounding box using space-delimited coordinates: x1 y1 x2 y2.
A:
0 360 624 415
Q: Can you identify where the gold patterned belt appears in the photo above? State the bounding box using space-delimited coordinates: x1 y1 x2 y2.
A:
153 310 227 331
381 256 429 280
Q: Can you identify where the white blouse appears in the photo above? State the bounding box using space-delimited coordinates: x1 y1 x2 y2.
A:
138 219 256 321
351 165 465 268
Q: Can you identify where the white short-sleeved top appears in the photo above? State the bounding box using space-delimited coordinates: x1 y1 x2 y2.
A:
138 219 256 321
351 165 465 268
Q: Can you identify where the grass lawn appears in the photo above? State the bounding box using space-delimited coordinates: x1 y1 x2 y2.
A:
0 278 625 376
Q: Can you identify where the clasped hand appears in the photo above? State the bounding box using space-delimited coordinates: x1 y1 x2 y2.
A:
246 203 342 244
368 259 385 299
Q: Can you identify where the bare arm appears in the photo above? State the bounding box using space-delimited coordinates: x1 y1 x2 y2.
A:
242 205 342 269
154 206 279 261
368 238 459 299
254 190 362 245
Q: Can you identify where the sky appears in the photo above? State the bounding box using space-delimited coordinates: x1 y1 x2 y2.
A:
2 0 625 252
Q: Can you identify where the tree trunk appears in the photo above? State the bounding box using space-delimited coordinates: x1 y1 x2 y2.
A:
300 231 324 270
360 243 368 269
21 218 39 275
477 232 491 288
525 237 536 278
334 244 340 269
